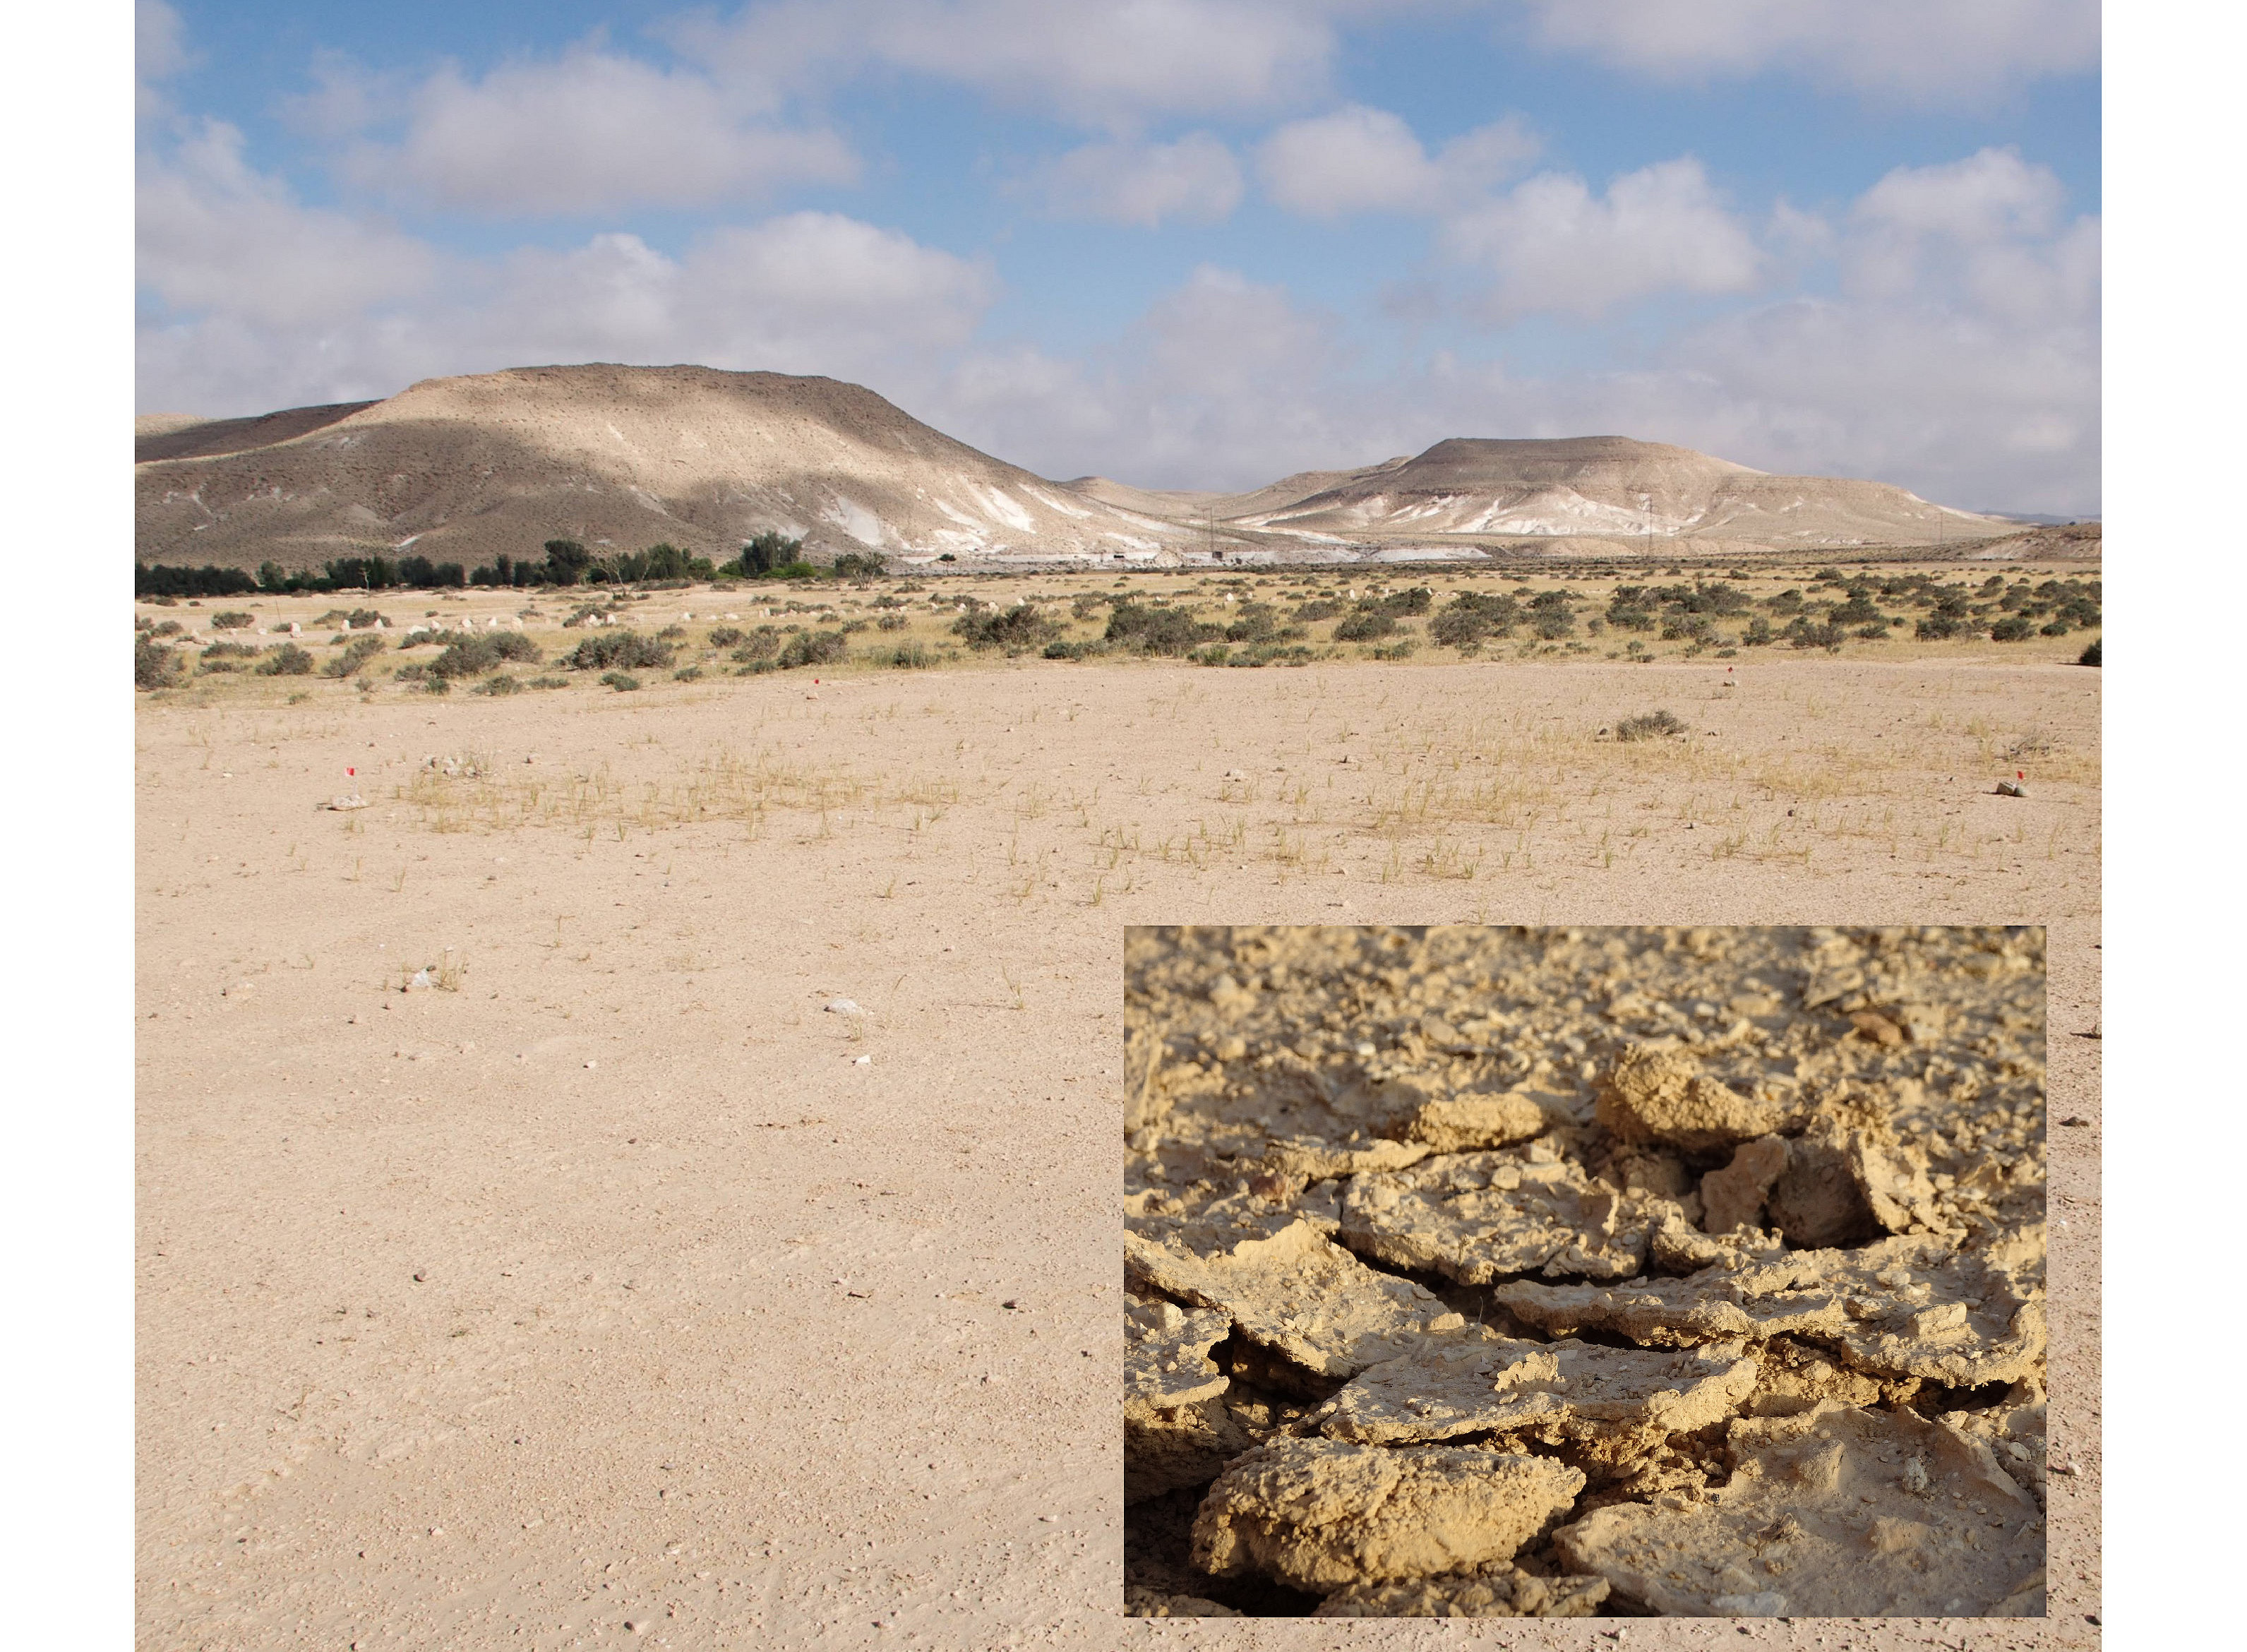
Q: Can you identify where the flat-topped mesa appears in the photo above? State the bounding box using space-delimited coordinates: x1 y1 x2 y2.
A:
1233 433 2010 546
136 362 1202 573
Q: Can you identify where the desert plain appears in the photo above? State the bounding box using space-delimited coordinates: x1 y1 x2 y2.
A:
136 567 2099 1649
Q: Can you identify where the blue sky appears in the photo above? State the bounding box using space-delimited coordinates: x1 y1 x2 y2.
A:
136 1 2100 512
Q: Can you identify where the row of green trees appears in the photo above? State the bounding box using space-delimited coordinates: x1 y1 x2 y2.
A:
139 534 889 599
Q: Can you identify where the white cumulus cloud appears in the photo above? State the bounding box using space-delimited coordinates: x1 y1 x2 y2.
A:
678 0 1343 131
137 121 437 329
1439 157 1762 320
136 0 195 119
340 47 858 214
1257 104 1538 217
137 128 995 417
1517 0 2099 102
1026 133 1243 227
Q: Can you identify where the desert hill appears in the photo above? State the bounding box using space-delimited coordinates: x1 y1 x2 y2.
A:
136 401 381 465
1214 434 2011 546
134 364 1195 573
137 366 2037 571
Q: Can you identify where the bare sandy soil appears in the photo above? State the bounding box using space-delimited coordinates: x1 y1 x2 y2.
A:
136 654 2098 1649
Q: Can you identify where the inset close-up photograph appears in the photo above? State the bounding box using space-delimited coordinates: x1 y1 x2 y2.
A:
1124 925 2047 1620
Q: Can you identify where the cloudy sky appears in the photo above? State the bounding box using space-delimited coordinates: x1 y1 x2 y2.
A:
136 0 2099 513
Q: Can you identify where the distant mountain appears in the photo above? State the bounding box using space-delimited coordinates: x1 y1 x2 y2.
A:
134 364 1196 573
136 366 2032 572
1202 436 2011 548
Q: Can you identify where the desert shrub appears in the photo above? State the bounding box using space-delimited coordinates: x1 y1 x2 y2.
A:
2078 638 2102 666
952 602 1062 654
561 630 674 671
730 628 782 664
708 626 746 647
1915 614 1965 641
1660 614 1714 643
210 611 254 630
1428 590 1520 650
1291 598 1344 622
151 619 184 638
832 551 887 579
1605 602 1657 632
431 632 541 678
880 641 935 668
1332 609 1398 642
1069 592 1111 621
473 674 523 696
1106 601 1221 655
1768 589 1804 616
421 674 451 694
1377 587 1432 617
655 624 688 642
527 674 569 690
875 613 908 631
1829 593 1883 626
1614 709 1686 742
1041 639 1094 660
1852 623 1889 640
1530 604 1576 641
777 629 849 669
600 671 642 692
1191 643 1230 666
322 635 387 677
135 635 184 690
838 619 870 635
258 643 315 676
673 666 704 681
201 640 257 661
1787 621 1845 652
1989 616 2034 642
393 663 428 683
1222 602 1283 644
1367 639 1417 660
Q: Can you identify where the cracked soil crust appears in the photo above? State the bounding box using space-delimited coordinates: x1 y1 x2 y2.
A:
1122 924 2047 1619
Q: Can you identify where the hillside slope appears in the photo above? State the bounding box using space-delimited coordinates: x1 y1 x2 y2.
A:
1237 436 2009 547
135 364 1193 572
